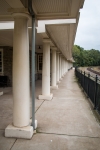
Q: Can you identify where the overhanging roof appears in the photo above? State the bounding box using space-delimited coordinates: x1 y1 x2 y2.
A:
0 0 85 60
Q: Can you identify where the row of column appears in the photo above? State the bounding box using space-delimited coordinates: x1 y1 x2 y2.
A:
38 41 72 101
5 13 34 139
5 13 73 139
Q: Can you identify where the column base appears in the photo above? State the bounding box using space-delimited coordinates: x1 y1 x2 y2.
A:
5 124 34 139
0 91 3 96
57 81 61 84
60 78 63 80
50 85 58 89
38 93 53 100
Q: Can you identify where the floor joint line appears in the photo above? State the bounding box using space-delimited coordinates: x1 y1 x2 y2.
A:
37 131 100 139
35 100 45 113
10 139 17 150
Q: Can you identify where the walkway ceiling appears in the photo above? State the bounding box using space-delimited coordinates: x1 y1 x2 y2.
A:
32 0 84 20
0 0 85 60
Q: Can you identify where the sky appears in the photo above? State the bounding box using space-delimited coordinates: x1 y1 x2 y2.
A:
75 0 100 50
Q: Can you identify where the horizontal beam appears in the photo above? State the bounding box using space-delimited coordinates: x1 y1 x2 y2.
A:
37 19 76 33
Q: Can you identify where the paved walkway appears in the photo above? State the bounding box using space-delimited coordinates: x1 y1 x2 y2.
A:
0 69 100 150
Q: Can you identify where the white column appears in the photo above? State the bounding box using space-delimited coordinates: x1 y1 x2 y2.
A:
59 54 61 80
64 59 65 74
66 61 67 72
66 61 68 72
68 61 70 69
51 47 58 89
58 53 61 82
64 59 66 74
71 62 73 68
5 13 33 139
62 58 64 77
61 56 63 78
65 60 67 73
38 39 53 100
56 52 60 83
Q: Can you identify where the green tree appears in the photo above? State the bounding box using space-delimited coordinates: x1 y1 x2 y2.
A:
73 45 100 67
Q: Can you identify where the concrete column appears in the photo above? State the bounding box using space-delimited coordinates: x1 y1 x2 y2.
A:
59 54 62 79
61 57 63 77
64 59 67 74
51 47 58 89
65 61 66 72
65 60 67 73
64 59 65 74
68 61 70 70
61 56 63 78
65 60 66 73
71 62 73 68
56 52 60 83
63 59 65 75
5 13 33 139
38 39 53 100
66 61 68 72
62 58 64 77
59 54 60 79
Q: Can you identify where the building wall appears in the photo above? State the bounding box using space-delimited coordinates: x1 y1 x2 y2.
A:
0 46 13 86
0 47 40 87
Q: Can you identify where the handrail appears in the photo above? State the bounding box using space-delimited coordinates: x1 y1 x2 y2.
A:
75 68 100 115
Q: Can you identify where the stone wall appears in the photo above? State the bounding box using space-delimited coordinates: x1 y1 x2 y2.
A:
0 47 41 87
3 46 13 86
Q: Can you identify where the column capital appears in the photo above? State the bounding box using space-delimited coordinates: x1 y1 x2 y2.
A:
57 51 60 54
43 38 51 43
51 46 57 51
62 56 65 59
59 53 63 57
12 13 30 20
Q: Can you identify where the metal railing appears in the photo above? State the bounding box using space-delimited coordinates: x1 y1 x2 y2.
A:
75 68 100 114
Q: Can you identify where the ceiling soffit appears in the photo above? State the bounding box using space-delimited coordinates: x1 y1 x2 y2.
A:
0 0 25 15
0 0 11 15
32 0 84 20
46 24 76 59
0 0 26 21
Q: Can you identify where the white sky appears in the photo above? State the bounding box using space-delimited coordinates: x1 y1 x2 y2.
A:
75 0 100 50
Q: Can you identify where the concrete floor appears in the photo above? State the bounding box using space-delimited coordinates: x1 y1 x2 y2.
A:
0 69 100 150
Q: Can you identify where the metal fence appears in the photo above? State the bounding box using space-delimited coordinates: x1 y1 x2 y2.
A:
75 68 100 114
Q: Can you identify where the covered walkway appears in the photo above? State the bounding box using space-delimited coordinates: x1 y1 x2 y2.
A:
0 69 100 149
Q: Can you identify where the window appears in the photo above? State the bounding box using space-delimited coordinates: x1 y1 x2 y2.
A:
35 54 37 73
38 55 43 71
0 49 3 73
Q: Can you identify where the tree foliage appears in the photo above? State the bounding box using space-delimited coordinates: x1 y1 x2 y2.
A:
73 45 100 67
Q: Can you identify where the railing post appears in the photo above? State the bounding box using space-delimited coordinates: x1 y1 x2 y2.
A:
83 71 85 88
94 75 98 109
87 73 90 97
80 70 82 85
